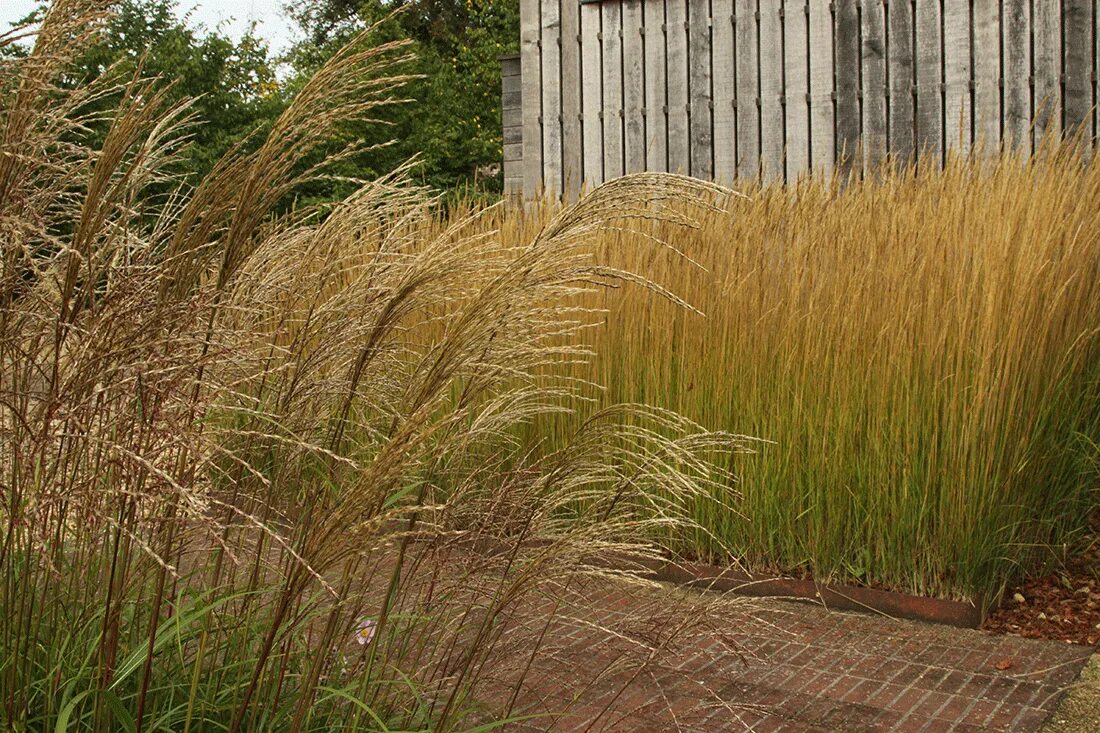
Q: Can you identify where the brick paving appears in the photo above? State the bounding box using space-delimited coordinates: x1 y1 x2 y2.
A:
495 578 1095 732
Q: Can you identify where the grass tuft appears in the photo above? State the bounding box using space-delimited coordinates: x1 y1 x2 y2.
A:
484 146 1100 605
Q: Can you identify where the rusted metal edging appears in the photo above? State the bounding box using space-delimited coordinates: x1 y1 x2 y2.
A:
646 561 986 629
447 535 987 629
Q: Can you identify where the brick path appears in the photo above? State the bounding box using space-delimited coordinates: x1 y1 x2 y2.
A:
495 578 1094 732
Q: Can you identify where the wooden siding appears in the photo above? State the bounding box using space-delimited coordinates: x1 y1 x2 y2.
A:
501 54 523 197
512 0 1100 199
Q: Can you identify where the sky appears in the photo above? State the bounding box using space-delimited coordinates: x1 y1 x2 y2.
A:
1 1 300 55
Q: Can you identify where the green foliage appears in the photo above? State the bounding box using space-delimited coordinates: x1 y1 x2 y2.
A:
287 0 519 198
68 0 284 182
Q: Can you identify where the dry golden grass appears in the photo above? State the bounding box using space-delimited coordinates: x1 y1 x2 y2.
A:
460 147 1100 604
1 4 753 730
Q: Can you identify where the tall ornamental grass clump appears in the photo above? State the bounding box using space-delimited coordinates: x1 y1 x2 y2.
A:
0 2 752 730
491 147 1100 605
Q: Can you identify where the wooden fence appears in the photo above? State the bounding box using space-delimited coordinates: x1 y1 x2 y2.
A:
505 0 1100 199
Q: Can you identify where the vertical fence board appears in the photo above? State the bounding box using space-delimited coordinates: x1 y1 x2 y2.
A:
759 0 785 181
667 0 691 172
834 0 861 175
502 56 524 197
785 0 811 180
735 0 760 177
623 0 647 172
540 0 562 197
1062 0 1093 138
521 0 543 197
914 0 942 163
713 0 737 182
1031 0 1060 146
1002 0 1030 149
581 2 604 185
972 0 1000 153
861 0 887 174
808 0 834 174
887 0 914 164
602 2 625 178
561 0 583 199
515 0 1098 196
942 2 972 154
644 0 669 171
689 0 714 178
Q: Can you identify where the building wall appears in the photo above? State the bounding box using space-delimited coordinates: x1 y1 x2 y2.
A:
510 0 1100 200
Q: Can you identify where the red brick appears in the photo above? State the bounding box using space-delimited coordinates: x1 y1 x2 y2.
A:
986 702 1025 730
935 669 975 696
886 687 932 715
864 682 907 709
894 712 934 732
818 674 863 702
840 678 886 704
934 693 975 722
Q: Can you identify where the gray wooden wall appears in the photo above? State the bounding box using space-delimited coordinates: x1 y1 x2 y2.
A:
502 54 524 197
511 0 1100 199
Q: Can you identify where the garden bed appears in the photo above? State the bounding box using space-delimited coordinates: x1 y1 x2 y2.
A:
982 513 1100 647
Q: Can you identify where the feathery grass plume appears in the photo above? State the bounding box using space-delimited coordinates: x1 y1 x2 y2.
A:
1 3 757 730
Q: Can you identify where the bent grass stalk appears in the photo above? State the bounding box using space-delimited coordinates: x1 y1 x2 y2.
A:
2 4 752 730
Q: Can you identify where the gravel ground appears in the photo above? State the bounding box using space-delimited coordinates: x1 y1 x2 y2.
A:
1041 654 1100 733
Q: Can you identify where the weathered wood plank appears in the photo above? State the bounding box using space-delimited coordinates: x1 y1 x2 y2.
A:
581 1 603 186
502 54 524 198
861 0 887 175
688 0 713 178
504 142 524 161
914 0 943 164
1062 0 1093 139
1031 0 1060 147
785 0 811 180
540 0 562 197
622 0 646 173
503 125 523 146
643 0 668 171
561 0 584 199
503 72 522 95
833 0 860 176
521 0 543 197
1001 0 1030 149
758 0 784 182
735 0 760 177
887 0 914 164
808 0 834 175
712 0 736 183
972 0 1000 154
942 1 972 154
602 1 625 179
666 0 691 173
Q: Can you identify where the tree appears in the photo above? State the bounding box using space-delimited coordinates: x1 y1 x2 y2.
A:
21 0 286 184
287 0 519 196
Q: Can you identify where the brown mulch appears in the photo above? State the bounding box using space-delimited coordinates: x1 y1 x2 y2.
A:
982 512 1100 648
